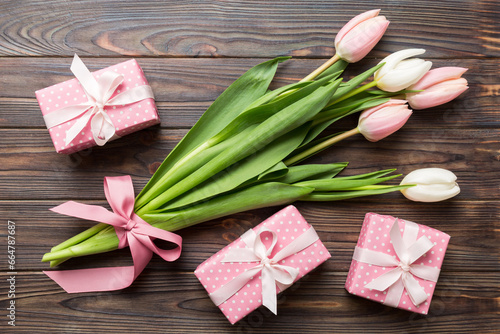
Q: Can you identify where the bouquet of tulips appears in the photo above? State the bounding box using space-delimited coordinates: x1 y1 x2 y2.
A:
42 9 466 267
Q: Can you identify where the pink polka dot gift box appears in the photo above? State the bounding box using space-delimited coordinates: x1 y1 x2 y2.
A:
345 212 450 314
35 54 159 154
194 205 331 324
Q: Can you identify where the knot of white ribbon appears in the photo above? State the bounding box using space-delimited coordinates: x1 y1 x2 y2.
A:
398 262 411 272
352 219 441 307
209 226 319 315
43 54 155 147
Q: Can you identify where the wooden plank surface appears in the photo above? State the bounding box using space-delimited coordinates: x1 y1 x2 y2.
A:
1 0 499 333
0 0 498 58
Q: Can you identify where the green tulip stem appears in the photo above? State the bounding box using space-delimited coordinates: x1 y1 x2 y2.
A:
300 54 341 82
49 223 109 253
284 127 360 166
328 80 378 107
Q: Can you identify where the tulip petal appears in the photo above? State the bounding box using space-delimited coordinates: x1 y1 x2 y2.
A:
400 168 457 185
358 99 407 121
377 59 432 92
410 67 468 90
407 79 469 110
401 183 460 202
335 9 381 45
337 16 390 63
358 99 412 142
375 48 426 81
394 58 426 70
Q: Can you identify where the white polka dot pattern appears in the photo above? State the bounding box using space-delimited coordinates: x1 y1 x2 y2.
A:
345 212 450 315
194 205 331 324
35 59 159 154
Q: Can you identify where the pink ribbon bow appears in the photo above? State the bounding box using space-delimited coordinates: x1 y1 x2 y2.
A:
43 54 155 146
209 226 319 314
44 176 182 293
352 219 440 307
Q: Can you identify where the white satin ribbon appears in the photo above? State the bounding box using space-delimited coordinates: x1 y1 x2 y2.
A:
353 219 440 307
43 54 155 147
209 226 319 315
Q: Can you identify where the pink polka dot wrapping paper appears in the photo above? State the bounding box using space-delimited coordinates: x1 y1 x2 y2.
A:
194 205 331 324
35 59 159 154
345 212 450 314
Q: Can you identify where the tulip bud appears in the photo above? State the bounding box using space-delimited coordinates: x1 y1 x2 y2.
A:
375 49 432 92
334 9 390 63
357 99 412 142
406 67 469 109
400 168 460 202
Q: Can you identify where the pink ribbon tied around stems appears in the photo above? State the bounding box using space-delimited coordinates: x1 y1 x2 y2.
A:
352 219 440 307
43 54 155 147
209 226 319 314
43 175 182 293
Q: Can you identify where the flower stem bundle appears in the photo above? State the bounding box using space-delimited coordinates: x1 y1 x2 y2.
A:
45 9 470 266
42 56 407 266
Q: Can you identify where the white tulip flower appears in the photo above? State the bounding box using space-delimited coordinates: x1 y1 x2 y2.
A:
375 49 432 92
400 168 460 202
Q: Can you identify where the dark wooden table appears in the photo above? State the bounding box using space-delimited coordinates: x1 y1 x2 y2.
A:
1 1 498 333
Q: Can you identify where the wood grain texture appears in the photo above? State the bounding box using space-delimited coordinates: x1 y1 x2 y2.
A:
0 0 499 333
0 270 498 333
0 0 498 58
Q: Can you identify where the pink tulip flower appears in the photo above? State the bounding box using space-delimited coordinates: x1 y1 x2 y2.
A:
406 67 469 110
358 99 413 142
334 9 390 63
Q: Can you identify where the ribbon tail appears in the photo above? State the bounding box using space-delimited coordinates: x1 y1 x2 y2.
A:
261 266 278 315
44 266 136 293
71 54 101 101
403 272 429 306
44 234 153 293
65 107 94 146
91 110 116 146
384 277 405 308
127 233 154 281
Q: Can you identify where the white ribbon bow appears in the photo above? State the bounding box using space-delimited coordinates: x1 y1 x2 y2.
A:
209 226 319 314
353 219 441 307
43 54 155 147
